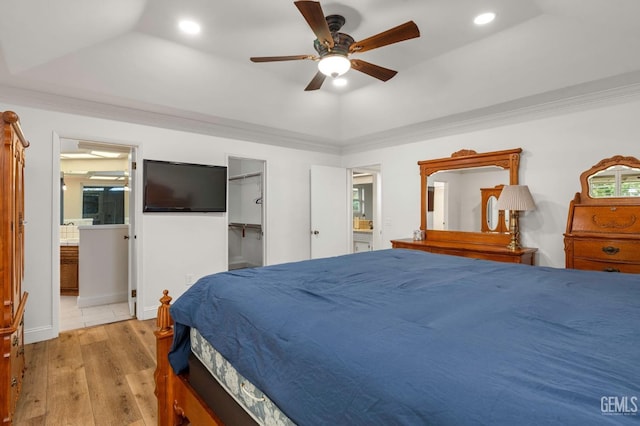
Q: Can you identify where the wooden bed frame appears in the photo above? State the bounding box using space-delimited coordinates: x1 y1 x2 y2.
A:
154 290 224 426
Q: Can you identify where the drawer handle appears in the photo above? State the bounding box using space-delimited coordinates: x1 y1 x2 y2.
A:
602 246 620 255
603 267 620 273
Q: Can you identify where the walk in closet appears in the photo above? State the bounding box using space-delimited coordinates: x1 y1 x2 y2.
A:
228 157 265 270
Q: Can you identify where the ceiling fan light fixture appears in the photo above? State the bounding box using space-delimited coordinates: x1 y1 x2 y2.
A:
318 55 351 78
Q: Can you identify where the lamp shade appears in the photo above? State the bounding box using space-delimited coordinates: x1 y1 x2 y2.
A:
318 55 351 77
496 185 536 211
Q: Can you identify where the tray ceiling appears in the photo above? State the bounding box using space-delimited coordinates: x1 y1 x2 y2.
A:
1 0 640 153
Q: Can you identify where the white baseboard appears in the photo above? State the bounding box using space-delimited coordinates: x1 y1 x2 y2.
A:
141 306 158 320
77 292 127 308
24 325 56 345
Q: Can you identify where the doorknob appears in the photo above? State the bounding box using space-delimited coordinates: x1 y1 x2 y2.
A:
124 235 130 240
312 230 319 235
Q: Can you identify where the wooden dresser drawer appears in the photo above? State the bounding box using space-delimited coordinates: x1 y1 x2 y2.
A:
573 258 640 274
571 205 640 234
573 239 640 262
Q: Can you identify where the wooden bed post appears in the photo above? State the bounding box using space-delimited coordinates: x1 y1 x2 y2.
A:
154 290 226 426
154 290 178 426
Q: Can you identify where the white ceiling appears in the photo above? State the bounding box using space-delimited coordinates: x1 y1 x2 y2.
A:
1 0 640 153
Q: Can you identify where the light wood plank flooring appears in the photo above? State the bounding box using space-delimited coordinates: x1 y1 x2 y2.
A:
13 318 158 426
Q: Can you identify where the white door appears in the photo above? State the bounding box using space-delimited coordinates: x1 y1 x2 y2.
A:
433 181 447 230
310 165 349 259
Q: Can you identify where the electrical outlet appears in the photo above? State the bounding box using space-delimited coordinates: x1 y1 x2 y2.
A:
185 274 194 286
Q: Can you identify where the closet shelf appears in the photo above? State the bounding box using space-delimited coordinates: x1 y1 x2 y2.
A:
229 172 262 181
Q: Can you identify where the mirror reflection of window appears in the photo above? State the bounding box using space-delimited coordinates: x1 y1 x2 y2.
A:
352 180 372 219
352 188 361 214
82 185 125 225
589 165 640 198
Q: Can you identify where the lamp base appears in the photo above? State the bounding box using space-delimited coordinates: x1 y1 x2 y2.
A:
506 211 522 251
506 239 522 251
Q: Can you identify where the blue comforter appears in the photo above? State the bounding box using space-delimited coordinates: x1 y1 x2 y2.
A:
169 249 640 425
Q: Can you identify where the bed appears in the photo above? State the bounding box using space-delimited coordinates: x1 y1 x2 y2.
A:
154 249 640 425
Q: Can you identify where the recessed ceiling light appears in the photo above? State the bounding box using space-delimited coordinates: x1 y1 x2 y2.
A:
474 12 496 26
333 78 348 88
179 20 201 35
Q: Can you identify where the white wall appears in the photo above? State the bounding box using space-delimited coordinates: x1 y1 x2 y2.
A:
7 93 640 344
0 102 340 344
343 96 640 268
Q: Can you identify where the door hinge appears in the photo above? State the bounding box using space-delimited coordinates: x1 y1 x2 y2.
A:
131 289 137 298
131 161 137 170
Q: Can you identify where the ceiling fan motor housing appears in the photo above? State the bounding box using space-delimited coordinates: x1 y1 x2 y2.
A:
314 32 354 57
313 15 353 59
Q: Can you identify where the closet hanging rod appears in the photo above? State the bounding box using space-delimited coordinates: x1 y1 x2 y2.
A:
229 172 262 181
228 222 262 230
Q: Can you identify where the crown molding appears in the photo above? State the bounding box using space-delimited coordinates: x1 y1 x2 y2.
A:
0 85 342 155
341 71 640 154
2 69 640 157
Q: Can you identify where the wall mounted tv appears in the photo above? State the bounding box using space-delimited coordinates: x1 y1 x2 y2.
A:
143 159 227 212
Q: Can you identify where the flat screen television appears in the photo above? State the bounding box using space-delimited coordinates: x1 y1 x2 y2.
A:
143 159 227 212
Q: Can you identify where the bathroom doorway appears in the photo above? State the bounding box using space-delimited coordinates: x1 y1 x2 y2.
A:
59 138 137 331
351 166 382 253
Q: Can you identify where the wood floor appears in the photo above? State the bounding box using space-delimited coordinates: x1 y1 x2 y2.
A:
13 318 158 426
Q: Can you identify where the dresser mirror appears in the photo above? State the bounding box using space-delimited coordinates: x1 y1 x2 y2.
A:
586 164 640 199
580 155 640 204
428 168 509 232
420 148 521 232
391 147 536 264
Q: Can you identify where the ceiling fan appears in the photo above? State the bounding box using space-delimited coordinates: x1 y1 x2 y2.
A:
250 1 420 91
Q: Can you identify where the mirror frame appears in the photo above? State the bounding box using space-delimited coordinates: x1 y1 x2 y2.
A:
579 155 640 205
419 148 522 245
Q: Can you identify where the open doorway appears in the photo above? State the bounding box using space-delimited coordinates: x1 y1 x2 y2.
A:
228 157 266 270
59 138 137 331
429 181 448 230
351 166 382 252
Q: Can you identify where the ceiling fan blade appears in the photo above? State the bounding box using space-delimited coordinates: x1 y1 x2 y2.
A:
304 71 326 91
250 55 316 63
350 59 397 82
294 1 334 49
349 21 420 54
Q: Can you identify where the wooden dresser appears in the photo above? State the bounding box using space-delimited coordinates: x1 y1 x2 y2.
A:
564 155 640 274
392 236 536 265
1 111 29 424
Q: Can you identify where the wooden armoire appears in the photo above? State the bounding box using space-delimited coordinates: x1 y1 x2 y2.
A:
1 111 29 424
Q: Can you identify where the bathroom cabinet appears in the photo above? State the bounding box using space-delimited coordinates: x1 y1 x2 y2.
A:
60 245 79 295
